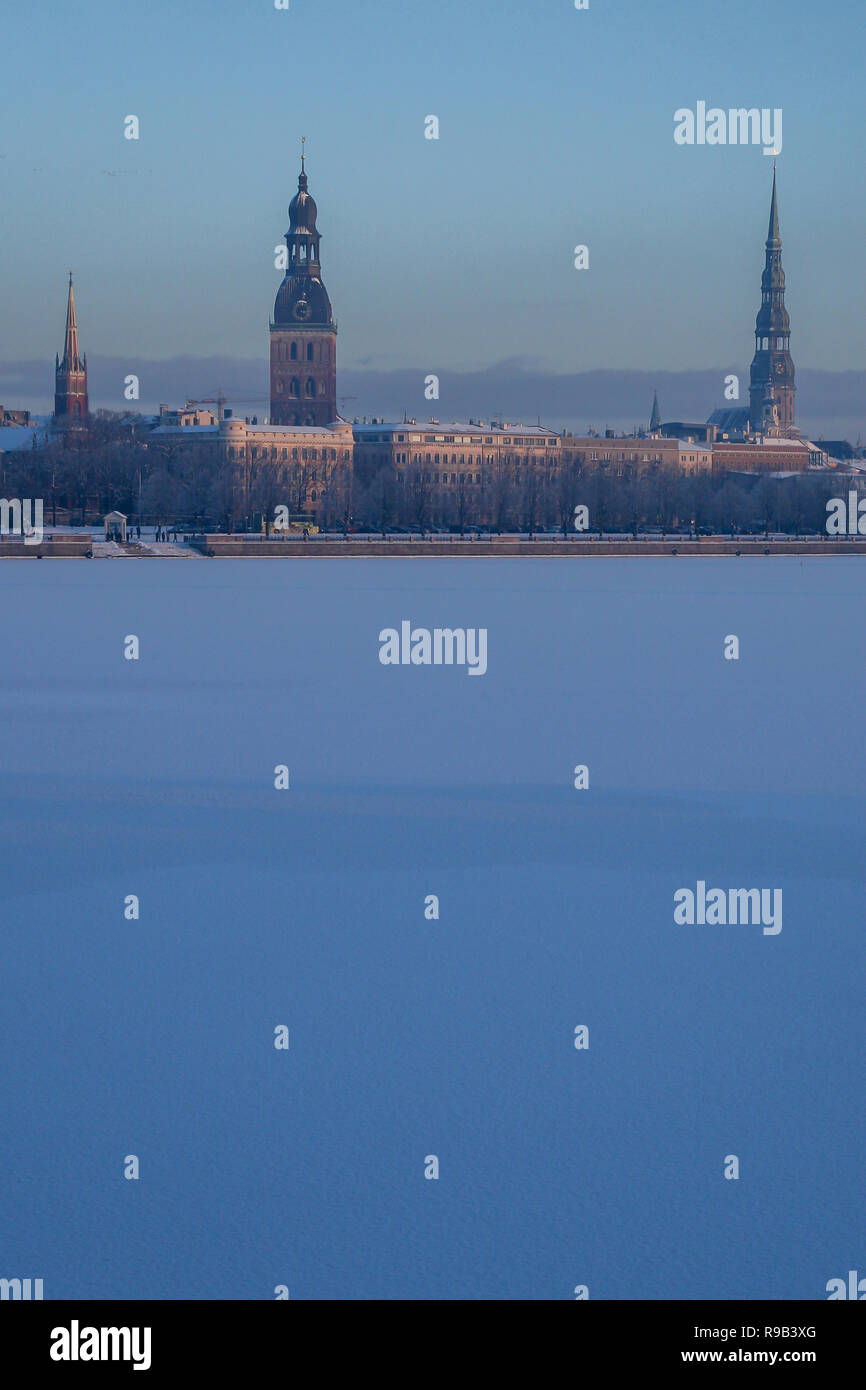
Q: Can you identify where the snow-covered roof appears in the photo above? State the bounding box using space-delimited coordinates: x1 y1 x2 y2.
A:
232 422 350 436
353 421 561 438
146 424 220 436
0 423 50 452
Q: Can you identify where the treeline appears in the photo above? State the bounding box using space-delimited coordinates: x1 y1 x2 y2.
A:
352 459 849 536
0 413 854 535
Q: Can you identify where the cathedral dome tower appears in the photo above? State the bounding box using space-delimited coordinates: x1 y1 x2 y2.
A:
270 147 337 426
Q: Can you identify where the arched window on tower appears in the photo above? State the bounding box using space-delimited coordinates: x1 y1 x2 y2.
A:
305 379 315 397
306 343 314 362
290 342 298 360
290 378 300 398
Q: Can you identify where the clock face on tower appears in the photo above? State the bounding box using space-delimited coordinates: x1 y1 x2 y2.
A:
775 360 785 375
293 300 311 321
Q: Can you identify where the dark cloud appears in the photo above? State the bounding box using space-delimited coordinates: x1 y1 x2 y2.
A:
2 357 863 441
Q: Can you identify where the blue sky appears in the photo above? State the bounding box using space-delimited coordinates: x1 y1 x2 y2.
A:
1 0 863 420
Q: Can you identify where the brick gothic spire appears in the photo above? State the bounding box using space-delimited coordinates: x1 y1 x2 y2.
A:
54 274 88 424
269 153 338 426
748 168 795 435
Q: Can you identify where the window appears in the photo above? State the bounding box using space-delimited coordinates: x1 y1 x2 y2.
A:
305 379 315 397
307 344 314 361
291 343 298 360
290 378 300 397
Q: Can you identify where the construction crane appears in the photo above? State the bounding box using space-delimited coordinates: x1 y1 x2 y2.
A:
184 390 270 421
183 390 357 423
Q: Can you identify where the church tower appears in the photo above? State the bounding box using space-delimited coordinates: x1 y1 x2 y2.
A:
54 274 88 424
748 168 795 435
270 150 337 426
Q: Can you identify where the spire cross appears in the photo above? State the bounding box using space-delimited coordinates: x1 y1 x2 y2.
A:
301 136 305 172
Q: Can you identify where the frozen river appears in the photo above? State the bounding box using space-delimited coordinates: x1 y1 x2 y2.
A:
0 558 863 1299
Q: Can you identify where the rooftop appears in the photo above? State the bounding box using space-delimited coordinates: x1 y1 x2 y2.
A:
353 421 561 438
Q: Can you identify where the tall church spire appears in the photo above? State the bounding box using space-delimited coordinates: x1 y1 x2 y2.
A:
54 274 88 425
650 390 661 433
748 169 795 435
64 274 84 370
767 163 780 246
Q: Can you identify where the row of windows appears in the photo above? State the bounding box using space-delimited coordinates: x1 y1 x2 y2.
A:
756 336 789 350
588 452 662 463
290 241 319 263
227 446 349 462
364 433 558 447
396 473 483 486
274 342 331 363
274 378 328 397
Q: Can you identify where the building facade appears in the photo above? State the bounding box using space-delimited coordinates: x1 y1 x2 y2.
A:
270 156 337 427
